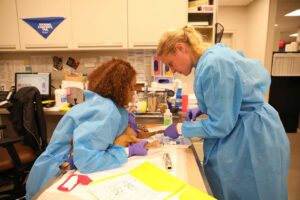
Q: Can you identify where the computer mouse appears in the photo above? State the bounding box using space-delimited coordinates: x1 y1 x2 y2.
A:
44 102 55 108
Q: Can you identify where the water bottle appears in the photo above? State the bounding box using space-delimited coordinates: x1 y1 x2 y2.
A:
55 88 68 108
163 109 173 125
175 88 182 111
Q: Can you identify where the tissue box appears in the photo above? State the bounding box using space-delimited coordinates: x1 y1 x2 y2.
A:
64 72 83 82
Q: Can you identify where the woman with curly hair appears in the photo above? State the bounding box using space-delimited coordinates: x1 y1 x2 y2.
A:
26 59 149 200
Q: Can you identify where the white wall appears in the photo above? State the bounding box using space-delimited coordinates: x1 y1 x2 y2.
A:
265 0 277 73
217 6 248 51
246 0 270 65
218 0 270 65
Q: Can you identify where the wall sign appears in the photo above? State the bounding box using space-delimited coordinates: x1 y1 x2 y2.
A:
22 17 65 39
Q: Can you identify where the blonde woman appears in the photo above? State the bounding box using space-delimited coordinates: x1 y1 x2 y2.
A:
158 26 290 200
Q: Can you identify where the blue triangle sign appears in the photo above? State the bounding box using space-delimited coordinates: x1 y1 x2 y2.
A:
22 17 65 39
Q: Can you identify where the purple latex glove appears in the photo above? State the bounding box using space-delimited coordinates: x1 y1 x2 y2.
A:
186 107 202 121
164 123 179 139
128 140 148 157
128 112 138 133
66 156 76 170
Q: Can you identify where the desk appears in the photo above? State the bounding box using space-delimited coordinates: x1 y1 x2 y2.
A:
0 109 180 139
0 108 205 170
0 108 211 197
35 145 212 200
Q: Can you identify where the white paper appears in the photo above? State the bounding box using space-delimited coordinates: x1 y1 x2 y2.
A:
127 50 156 83
13 60 26 75
89 174 171 200
98 56 113 65
0 60 14 81
31 55 52 72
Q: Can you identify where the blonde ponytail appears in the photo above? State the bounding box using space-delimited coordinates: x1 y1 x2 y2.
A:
157 25 211 57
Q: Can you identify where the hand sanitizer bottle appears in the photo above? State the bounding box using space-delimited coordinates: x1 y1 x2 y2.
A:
163 109 173 125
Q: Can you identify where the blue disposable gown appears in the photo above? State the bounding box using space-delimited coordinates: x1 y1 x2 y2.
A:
26 90 129 200
182 44 290 200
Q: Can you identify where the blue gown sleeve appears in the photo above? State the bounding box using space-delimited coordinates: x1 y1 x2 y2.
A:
73 109 128 173
182 55 243 138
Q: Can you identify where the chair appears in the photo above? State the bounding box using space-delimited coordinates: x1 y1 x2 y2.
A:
215 22 224 44
0 87 48 199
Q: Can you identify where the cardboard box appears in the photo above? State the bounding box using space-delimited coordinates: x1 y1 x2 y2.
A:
64 73 83 82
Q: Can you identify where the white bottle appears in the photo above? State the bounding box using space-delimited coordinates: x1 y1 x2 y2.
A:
55 88 68 108
163 109 173 125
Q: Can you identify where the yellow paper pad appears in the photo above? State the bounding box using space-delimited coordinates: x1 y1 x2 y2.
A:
178 185 216 200
90 162 215 200
129 162 186 192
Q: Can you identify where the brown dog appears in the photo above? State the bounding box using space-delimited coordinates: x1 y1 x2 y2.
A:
114 126 161 149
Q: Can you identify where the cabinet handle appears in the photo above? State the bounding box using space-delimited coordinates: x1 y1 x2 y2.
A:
0 45 17 49
133 42 157 47
77 43 123 48
25 44 68 49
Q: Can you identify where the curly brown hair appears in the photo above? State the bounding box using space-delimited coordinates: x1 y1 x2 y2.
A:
88 59 136 107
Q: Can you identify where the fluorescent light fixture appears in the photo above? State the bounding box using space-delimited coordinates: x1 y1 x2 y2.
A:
289 33 298 37
285 9 300 16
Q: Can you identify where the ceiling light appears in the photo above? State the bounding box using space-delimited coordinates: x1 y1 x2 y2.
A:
274 24 278 27
289 33 298 37
285 9 300 17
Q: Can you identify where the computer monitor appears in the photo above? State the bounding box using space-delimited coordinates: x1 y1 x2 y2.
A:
15 72 51 98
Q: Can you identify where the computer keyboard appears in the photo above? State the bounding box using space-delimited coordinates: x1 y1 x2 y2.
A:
0 91 9 101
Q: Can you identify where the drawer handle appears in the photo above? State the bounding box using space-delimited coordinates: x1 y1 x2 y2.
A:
25 44 68 49
78 43 123 48
133 42 157 47
0 45 17 49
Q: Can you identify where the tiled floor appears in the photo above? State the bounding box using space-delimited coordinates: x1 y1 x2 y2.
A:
287 130 300 200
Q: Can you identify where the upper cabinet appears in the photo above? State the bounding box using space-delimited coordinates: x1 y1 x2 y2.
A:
188 0 217 43
2 0 191 51
128 0 188 49
17 0 72 50
71 0 127 50
0 0 20 51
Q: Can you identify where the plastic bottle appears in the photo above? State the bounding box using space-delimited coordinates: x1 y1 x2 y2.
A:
163 109 173 125
175 87 182 111
82 73 88 89
55 88 68 108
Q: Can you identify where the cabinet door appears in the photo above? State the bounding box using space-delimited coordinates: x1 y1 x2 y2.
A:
0 0 20 51
17 0 72 50
128 0 187 49
72 0 127 49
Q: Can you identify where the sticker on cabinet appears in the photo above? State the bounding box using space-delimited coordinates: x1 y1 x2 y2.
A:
22 17 65 39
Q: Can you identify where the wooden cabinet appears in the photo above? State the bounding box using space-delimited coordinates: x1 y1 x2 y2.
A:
17 0 72 50
0 0 20 51
71 0 127 50
188 0 217 43
3 0 188 51
128 0 187 49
